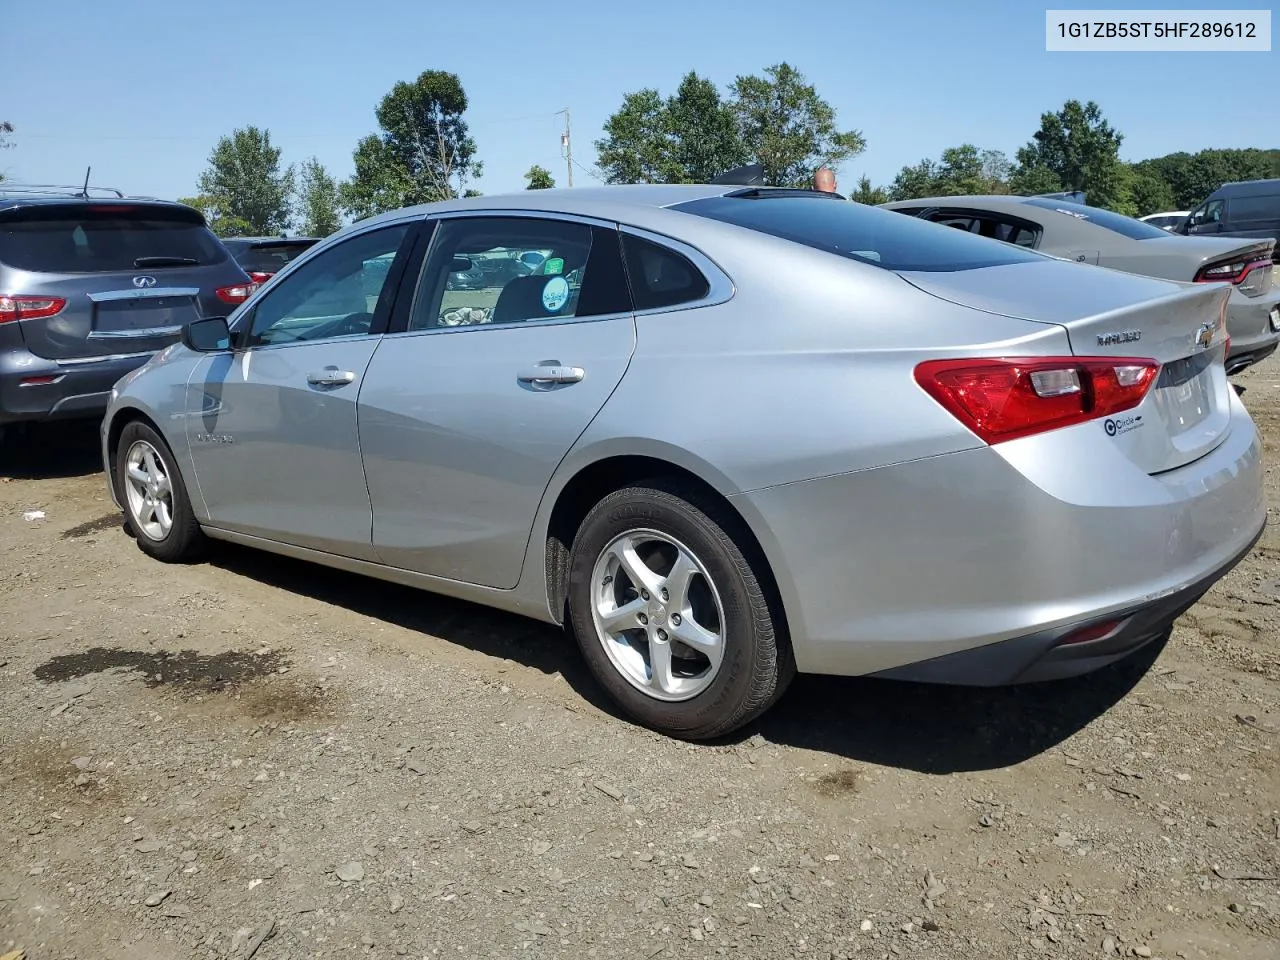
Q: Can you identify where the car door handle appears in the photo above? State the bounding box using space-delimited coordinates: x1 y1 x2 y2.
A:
517 364 584 385
307 368 356 387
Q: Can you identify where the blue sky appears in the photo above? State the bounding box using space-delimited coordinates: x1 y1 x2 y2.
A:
5 0 1274 207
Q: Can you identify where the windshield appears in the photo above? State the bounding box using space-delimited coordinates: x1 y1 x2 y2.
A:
1020 197 1171 240
233 242 318 274
675 194 1044 272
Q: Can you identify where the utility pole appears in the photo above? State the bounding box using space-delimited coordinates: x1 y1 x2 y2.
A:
558 108 573 187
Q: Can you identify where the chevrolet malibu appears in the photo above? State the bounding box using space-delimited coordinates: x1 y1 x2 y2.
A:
101 185 1266 740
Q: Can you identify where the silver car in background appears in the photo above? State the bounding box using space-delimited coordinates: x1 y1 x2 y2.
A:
101 186 1265 739
882 195 1280 374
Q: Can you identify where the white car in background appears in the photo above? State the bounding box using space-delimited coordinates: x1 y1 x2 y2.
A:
1141 211 1190 231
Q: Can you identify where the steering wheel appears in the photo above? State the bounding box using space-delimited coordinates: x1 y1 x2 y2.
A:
321 311 374 338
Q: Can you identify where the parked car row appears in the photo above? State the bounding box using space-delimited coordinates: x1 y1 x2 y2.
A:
1 176 1273 739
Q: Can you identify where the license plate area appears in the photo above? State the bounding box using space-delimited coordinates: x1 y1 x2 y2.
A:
1152 350 1215 432
92 296 198 337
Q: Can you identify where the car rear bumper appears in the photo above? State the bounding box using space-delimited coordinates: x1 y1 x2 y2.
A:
869 522 1261 684
735 393 1266 680
1225 294 1280 373
0 347 154 425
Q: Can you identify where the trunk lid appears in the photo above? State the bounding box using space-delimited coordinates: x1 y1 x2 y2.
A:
899 259 1234 474
1105 234 1276 284
0 201 249 361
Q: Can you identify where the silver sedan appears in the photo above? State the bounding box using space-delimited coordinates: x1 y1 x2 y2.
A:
101 185 1266 739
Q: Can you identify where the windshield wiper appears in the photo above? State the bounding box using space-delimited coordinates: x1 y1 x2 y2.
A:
133 256 199 267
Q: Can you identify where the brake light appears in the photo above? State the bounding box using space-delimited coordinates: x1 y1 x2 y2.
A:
214 282 260 305
914 356 1161 444
0 295 67 323
1194 257 1271 286
246 271 274 284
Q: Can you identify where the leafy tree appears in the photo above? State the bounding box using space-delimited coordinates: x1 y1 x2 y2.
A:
595 89 671 184
0 120 10 182
295 157 342 236
730 63 865 187
193 126 293 236
1133 148 1280 210
1013 100 1125 209
595 72 747 184
1123 166 1177 216
850 175 890 205
888 144 1013 200
176 194 255 238
524 164 555 190
666 72 749 182
1008 164 1063 196
340 70 480 220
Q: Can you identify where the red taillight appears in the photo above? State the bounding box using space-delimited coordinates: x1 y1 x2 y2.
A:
247 271 274 284
0 295 67 323
214 282 260 305
1194 257 1271 285
914 356 1161 445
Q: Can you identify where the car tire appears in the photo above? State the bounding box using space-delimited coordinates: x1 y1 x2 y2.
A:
567 479 794 740
115 420 205 563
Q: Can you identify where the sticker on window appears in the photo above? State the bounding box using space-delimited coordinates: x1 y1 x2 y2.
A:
541 276 570 312
544 257 564 275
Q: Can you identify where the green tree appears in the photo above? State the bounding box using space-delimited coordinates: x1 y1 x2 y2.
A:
193 126 294 236
595 72 747 184
729 63 865 187
0 120 10 182
1123 166 1177 216
524 164 555 190
666 72 749 182
595 88 671 184
1008 164 1063 196
850 175 889 205
340 70 480 220
1134 148 1280 210
295 157 342 236
889 144 1013 200
176 194 254 237
1013 100 1125 209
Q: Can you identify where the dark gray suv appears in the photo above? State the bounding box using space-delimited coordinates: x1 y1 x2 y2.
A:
0 186 257 437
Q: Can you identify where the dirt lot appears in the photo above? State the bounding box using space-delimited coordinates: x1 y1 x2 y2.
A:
1 367 1278 960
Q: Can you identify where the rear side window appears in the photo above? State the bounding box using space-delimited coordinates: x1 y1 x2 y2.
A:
0 206 228 273
622 234 710 309
234 242 318 274
1228 194 1280 223
675 195 1043 272
1021 197 1170 240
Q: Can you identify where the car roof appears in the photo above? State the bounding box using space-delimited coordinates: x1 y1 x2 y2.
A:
0 195 200 213
352 184 793 231
880 195 1038 210
1211 178 1280 198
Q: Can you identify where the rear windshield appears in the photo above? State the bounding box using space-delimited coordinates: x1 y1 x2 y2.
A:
1020 197 1171 240
674 195 1044 272
0 206 228 273
231 242 317 274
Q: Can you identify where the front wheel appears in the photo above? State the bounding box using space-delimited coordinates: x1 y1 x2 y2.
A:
566 480 793 740
116 420 205 562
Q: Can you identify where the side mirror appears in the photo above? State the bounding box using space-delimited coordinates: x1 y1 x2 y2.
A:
182 317 232 352
450 256 473 273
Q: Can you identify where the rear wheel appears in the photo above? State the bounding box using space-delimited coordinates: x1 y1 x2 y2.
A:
116 421 205 562
567 480 793 740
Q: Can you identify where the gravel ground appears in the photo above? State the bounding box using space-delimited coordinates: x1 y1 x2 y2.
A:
1 366 1278 960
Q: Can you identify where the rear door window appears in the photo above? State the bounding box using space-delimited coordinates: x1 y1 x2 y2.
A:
0 205 229 273
676 194 1044 272
407 216 631 331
